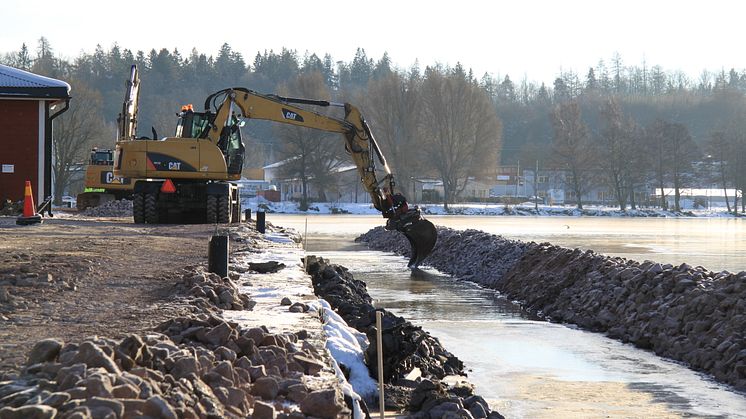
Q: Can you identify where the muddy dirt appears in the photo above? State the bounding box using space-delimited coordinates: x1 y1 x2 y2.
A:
0 214 226 378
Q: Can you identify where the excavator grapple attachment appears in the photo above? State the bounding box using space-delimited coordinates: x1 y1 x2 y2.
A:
401 218 437 269
387 209 437 269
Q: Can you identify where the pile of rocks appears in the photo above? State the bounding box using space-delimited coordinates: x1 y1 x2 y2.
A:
0 314 348 418
172 266 255 312
305 256 505 418
500 244 746 391
80 200 133 217
357 226 746 391
306 256 463 381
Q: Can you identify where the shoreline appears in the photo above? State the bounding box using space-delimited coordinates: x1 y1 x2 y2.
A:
239 200 742 218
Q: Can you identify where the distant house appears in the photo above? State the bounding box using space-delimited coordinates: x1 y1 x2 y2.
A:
462 178 493 201
0 65 70 203
418 179 443 203
263 158 370 203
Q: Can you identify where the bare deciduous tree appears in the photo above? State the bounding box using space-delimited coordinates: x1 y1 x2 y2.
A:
598 98 640 210
550 101 595 209
724 125 746 214
626 124 649 209
276 72 344 209
363 70 421 200
647 119 699 211
419 66 501 210
667 122 699 211
706 131 731 212
646 119 670 209
52 80 106 203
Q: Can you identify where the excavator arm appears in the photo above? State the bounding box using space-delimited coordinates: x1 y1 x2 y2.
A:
205 88 437 267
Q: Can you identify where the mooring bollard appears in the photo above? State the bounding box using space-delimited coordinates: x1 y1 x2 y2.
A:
208 234 229 278
256 211 266 233
244 208 251 222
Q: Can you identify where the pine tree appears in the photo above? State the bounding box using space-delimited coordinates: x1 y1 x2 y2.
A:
350 48 373 87
16 43 31 70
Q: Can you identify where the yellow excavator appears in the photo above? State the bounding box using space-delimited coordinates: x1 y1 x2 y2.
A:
75 148 133 210
114 66 437 267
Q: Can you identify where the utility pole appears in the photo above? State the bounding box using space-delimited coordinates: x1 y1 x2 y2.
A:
516 160 520 198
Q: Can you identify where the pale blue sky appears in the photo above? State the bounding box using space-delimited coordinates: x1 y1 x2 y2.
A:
2 0 744 84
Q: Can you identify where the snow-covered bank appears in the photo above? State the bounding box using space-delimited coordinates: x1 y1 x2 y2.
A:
244 198 740 217
357 226 746 392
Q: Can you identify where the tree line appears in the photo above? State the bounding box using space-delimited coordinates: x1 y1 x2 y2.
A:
3 39 746 210
546 86 746 213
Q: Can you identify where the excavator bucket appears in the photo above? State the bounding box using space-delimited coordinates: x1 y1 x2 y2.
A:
400 218 437 269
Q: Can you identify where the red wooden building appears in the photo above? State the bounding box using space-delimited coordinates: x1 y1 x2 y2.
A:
0 64 70 204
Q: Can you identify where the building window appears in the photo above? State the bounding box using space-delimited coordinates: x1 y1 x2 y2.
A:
538 175 548 183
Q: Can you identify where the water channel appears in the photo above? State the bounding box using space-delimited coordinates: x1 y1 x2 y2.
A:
269 214 746 418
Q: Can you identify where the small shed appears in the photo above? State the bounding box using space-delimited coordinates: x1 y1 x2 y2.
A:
0 64 70 203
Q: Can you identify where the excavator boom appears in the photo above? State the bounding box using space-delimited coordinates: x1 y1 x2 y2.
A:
203 88 437 267
115 73 436 267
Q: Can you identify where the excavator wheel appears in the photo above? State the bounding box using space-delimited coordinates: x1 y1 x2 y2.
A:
218 195 230 224
401 219 437 269
133 193 144 224
206 195 217 224
144 193 158 224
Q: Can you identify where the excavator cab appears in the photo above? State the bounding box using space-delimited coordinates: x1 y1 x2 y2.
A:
174 104 209 138
174 105 245 176
90 149 114 165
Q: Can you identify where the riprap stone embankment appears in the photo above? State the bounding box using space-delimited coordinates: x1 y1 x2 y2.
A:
356 226 746 391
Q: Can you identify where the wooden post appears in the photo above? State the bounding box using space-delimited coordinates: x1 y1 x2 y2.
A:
376 310 384 418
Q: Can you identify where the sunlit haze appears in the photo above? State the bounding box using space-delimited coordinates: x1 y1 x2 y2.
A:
2 0 745 84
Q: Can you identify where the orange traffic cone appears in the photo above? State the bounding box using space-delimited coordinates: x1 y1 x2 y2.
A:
16 180 43 225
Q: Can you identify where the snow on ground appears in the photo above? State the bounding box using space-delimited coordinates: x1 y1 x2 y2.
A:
243 197 737 217
224 241 312 333
307 299 378 402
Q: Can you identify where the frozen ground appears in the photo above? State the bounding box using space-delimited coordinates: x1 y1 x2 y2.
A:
243 197 738 217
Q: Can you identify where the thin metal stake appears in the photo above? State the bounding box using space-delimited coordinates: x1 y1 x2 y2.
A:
376 310 384 418
303 217 309 272
304 217 308 251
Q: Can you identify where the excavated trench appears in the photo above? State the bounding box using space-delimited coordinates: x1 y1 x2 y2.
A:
356 226 746 392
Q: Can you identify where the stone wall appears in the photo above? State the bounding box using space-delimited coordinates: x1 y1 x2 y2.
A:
357 226 746 391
